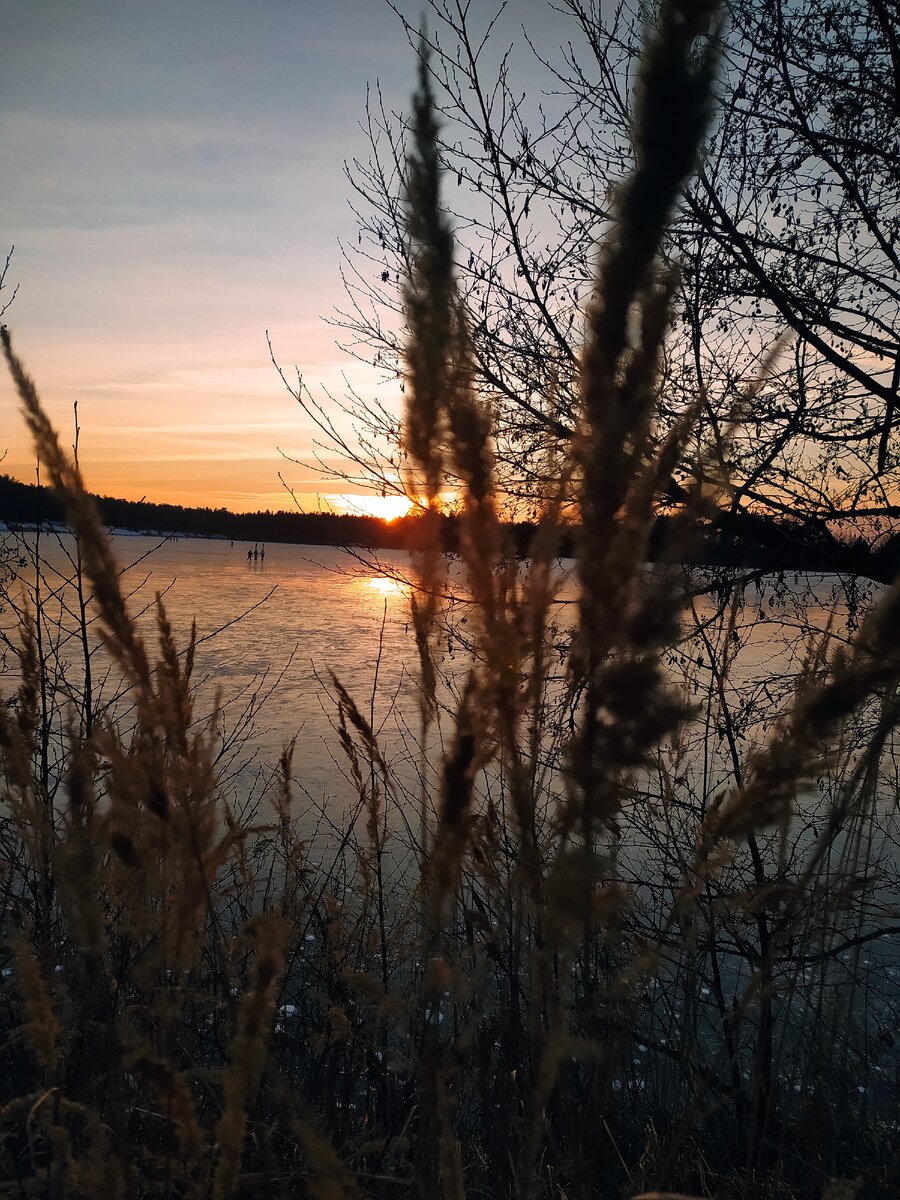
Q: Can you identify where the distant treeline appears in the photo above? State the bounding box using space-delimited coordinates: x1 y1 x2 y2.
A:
1 473 897 580
0 473 414 550
657 508 900 583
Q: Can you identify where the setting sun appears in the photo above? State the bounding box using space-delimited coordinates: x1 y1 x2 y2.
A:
325 493 414 522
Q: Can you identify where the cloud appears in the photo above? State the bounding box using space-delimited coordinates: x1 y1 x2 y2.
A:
0 0 560 511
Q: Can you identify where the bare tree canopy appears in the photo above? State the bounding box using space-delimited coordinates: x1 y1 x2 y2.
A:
311 0 899 538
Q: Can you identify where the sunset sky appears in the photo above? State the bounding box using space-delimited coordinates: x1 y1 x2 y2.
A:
0 0 569 515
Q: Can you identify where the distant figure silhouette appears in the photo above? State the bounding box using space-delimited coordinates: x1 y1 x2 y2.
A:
253 544 258 561
247 548 252 563
260 545 266 562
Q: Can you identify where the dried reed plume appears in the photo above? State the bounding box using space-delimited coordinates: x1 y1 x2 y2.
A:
9 932 58 1071
213 914 289 1199
570 0 721 844
2 327 152 690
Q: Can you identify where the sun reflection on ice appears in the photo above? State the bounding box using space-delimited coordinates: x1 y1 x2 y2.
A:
367 575 409 597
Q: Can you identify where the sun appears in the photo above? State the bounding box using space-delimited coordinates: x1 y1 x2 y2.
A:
325 493 414 522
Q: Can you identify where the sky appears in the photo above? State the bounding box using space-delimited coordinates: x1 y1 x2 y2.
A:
0 0 573 516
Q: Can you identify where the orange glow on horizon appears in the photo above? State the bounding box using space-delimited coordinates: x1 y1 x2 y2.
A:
325 493 414 522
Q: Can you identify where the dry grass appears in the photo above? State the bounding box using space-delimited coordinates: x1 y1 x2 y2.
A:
1 0 899 1196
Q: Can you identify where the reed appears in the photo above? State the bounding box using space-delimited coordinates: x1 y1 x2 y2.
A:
1 0 898 1195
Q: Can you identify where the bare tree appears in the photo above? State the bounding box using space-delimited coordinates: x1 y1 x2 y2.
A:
289 0 898 549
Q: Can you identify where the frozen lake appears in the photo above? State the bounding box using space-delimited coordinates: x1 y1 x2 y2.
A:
1 533 432 814
0 528 886 829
